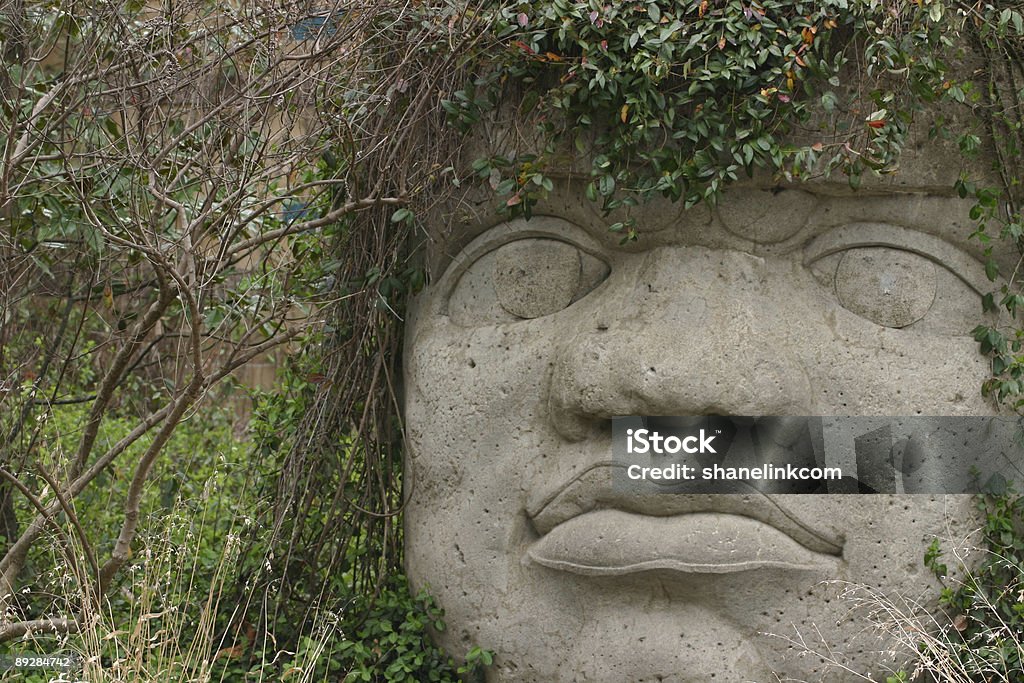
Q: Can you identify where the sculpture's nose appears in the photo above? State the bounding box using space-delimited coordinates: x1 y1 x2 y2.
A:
548 246 814 441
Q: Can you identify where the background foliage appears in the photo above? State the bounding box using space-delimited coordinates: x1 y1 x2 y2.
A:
0 0 487 679
924 490 1024 681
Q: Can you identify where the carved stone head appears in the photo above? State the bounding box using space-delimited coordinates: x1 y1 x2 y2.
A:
400 91 1006 680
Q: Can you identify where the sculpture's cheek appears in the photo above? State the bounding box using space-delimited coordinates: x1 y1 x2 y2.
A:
807 331 989 414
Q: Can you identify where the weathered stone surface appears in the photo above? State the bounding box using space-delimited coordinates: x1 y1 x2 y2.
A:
717 187 818 244
834 247 936 328
402 160 1005 682
492 239 581 319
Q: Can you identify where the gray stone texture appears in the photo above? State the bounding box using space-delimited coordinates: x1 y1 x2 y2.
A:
402 110 1011 679
834 247 936 328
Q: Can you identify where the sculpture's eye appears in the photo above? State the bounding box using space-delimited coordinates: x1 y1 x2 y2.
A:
447 237 610 325
831 247 936 328
805 224 987 333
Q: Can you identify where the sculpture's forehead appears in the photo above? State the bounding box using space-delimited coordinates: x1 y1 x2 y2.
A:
425 181 989 276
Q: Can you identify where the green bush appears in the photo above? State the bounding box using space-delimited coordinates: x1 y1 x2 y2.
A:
922 489 1024 681
2 373 486 682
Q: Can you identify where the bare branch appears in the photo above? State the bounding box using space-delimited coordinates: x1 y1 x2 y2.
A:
0 617 80 643
226 196 407 259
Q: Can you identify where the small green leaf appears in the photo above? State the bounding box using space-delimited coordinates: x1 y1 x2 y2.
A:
390 208 413 224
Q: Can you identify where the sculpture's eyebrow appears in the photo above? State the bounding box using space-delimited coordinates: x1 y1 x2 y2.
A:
432 215 608 291
803 223 991 295
431 210 606 273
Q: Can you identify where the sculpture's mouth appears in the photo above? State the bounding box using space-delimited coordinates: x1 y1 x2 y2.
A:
525 463 845 576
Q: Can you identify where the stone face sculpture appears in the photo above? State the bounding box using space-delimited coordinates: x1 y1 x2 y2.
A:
402 174 1005 680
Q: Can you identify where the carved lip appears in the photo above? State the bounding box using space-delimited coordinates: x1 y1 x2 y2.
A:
525 464 845 576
